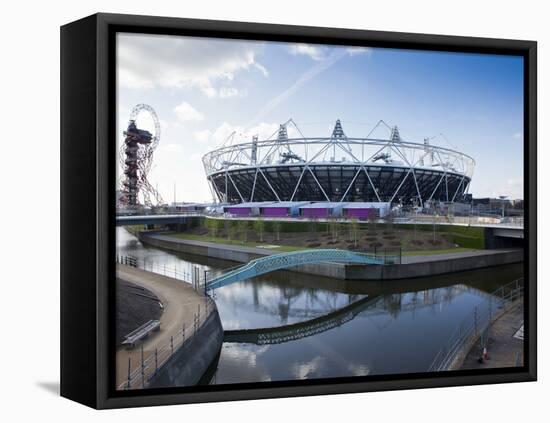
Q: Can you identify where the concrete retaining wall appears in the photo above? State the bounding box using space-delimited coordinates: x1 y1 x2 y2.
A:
345 250 524 280
148 310 224 388
138 232 523 281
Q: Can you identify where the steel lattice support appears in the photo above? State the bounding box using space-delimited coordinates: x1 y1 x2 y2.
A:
202 119 475 206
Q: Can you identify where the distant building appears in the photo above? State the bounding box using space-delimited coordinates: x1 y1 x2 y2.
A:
299 202 345 218
170 202 207 213
223 202 274 217
260 202 310 217
342 202 391 219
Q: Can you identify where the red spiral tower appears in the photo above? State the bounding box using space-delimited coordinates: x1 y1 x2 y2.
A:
119 104 163 208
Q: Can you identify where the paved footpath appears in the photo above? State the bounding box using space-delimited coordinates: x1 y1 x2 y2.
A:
460 300 524 370
401 249 520 264
116 264 211 389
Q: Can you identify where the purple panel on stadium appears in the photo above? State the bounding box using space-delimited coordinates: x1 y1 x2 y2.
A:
262 207 288 217
227 207 252 216
345 208 376 220
302 208 329 218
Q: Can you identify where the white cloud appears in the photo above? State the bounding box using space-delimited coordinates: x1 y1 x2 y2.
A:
219 87 247 98
513 132 523 140
254 63 269 77
117 33 267 96
194 129 211 143
288 44 371 62
211 121 300 148
346 46 372 57
292 357 324 379
161 143 184 153
289 43 325 61
200 84 218 98
174 101 204 122
346 363 370 376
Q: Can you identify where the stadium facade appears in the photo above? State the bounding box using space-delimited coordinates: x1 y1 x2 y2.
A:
202 120 475 207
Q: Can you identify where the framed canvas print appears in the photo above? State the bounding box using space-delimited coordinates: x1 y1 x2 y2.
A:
60 13 537 409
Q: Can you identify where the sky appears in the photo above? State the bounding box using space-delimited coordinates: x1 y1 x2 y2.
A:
116 33 524 203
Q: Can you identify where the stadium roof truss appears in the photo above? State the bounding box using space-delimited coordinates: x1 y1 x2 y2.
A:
202 120 475 206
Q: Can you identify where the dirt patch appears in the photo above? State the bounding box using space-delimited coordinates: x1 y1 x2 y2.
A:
116 279 163 347
183 223 460 252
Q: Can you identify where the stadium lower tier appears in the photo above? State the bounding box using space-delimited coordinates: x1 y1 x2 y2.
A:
207 164 471 204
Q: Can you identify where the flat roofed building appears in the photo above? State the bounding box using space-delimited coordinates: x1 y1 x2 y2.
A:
342 202 391 219
223 201 275 217
299 202 346 218
260 201 311 217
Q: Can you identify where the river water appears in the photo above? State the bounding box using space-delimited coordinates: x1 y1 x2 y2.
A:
117 228 523 384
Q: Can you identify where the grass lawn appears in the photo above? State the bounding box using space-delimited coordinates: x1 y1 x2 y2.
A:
168 232 478 256
168 232 305 252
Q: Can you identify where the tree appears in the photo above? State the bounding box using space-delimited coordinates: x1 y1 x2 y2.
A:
253 218 265 242
237 220 248 244
308 216 318 240
328 216 339 242
367 215 377 234
224 219 232 240
350 218 359 247
206 218 221 237
273 221 282 242
385 211 394 234
412 209 418 241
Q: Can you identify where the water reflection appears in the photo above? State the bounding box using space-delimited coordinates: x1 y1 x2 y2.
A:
116 228 523 383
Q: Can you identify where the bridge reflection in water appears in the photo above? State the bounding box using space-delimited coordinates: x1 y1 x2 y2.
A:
224 296 375 345
222 284 497 346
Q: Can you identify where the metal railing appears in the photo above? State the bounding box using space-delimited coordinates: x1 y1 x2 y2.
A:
428 277 524 372
119 297 215 390
116 255 215 390
115 254 207 292
400 213 524 228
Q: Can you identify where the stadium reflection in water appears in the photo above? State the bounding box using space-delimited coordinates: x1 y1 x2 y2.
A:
117 228 523 384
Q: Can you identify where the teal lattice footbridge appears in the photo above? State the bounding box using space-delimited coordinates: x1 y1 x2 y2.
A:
206 249 395 290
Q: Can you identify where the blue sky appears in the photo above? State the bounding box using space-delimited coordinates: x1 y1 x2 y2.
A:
117 33 524 203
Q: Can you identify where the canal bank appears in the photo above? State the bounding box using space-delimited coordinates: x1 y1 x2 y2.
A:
116 265 223 389
460 300 524 370
137 231 523 281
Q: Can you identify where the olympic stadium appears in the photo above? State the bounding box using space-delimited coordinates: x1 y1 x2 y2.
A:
202 120 475 207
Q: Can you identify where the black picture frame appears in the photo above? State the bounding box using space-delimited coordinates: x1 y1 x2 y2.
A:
60 12 537 409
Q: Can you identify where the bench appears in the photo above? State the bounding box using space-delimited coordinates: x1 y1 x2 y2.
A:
122 319 161 348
